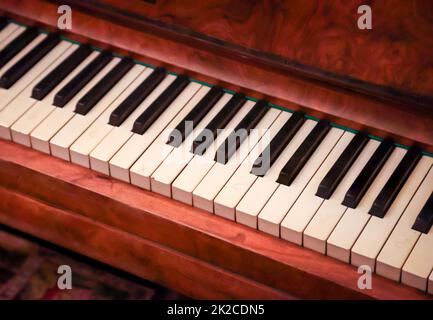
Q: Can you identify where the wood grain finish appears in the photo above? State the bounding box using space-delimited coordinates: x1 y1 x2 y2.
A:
1 0 433 152
0 187 293 300
0 140 430 299
0 0 432 299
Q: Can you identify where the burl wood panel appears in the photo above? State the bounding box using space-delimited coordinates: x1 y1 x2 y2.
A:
2 0 433 152
0 140 430 299
75 0 433 106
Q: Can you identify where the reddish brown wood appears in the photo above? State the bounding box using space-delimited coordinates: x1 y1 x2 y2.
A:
0 186 292 300
0 0 432 299
0 140 430 300
1 0 433 151
59 0 433 108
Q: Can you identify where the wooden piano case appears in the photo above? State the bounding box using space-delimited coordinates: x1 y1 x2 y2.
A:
0 0 432 299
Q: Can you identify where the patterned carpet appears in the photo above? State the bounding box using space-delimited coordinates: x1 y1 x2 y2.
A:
0 224 186 300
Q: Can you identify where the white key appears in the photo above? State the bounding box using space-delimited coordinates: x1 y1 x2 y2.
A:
235 120 316 228
351 156 433 270
30 57 140 154
129 86 224 190
279 132 357 244
376 167 433 282
257 127 343 236
10 47 99 147
0 24 22 49
402 228 433 291
326 147 406 263
49 63 143 161
109 80 201 183
90 74 180 175
0 41 72 140
213 111 291 220
0 34 48 112
189 108 281 208
151 94 250 198
68 67 152 167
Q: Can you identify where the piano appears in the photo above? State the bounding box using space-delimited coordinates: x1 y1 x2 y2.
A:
0 0 432 299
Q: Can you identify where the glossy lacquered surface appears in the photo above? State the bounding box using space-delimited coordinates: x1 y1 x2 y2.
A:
0 139 430 299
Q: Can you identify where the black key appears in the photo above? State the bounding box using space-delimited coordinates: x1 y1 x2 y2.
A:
316 131 369 199
167 86 224 147
214 100 269 164
53 50 112 108
31 44 92 100
0 17 7 31
369 146 422 218
132 75 190 134
412 192 433 234
277 119 331 186
75 57 134 115
191 93 246 155
342 139 395 208
0 33 60 89
109 67 166 126
251 111 305 177
0 27 38 69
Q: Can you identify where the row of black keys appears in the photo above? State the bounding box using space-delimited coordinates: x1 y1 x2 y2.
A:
0 26 264 156
1 23 432 233
0 27 193 132
246 108 432 234
0 26 269 162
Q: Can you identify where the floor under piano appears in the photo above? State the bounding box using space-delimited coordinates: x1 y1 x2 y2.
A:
0 224 187 300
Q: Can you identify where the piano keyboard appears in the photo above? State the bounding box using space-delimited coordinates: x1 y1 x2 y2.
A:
0 20 432 295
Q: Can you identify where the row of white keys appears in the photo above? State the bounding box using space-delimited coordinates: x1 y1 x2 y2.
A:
351 156 433 270
296 140 379 250
0 33 48 112
213 111 291 220
129 87 224 190
376 166 433 283
279 132 360 244
30 54 118 154
10 51 101 147
0 40 72 139
257 127 344 236
166 99 260 202
48 60 143 161
0 24 23 50
89 74 179 175
235 119 317 227
160 99 259 201
190 108 281 210
69 67 153 167
108 81 202 183
131 93 232 190
326 147 407 263
150 94 249 198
